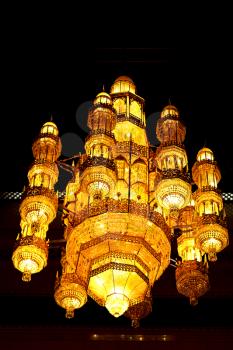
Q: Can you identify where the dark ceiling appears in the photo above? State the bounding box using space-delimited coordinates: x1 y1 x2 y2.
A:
1 47 233 348
1 47 233 192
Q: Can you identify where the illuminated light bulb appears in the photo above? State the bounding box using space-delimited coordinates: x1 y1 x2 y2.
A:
205 237 222 250
105 293 129 317
19 258 38 273
19 259 38 282
62 296 81 310
166 194 185 208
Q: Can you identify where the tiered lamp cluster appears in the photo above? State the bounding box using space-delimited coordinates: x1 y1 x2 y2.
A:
12 76 228 326
12 122 61 282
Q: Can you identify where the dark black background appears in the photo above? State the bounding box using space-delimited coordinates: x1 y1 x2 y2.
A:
1 46 232 192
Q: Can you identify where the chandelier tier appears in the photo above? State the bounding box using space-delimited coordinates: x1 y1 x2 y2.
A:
12 121 61 282
12 76 229 326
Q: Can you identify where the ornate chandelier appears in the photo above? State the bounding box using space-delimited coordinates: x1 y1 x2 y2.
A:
12 76 229 326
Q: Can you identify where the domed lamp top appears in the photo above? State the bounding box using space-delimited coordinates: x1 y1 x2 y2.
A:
161 104 179 118
197 147 214 161
40 121 59 136
110 76 136 94
94 91 112 106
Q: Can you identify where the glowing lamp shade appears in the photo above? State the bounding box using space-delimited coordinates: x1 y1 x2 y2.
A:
12 244 48 282
105 293 129 318
54 281 87 319
156 178 191 210
197 147 214 161
196 223 228 261
177 234 202 262
81 168 116 200
19 259 38 273
124 293 152 328
88 268 148 318
24 210 48 225
176 260 209 306
20 195 58 226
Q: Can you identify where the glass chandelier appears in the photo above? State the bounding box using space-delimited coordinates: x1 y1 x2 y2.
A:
12 76 229 326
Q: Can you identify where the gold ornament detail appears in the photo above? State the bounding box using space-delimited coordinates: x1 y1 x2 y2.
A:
176 260 209 306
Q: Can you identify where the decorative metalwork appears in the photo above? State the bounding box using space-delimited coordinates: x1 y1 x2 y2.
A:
116 114 145 128
125 291 152 328
79 156 116 173
196 186 222 194
90 262 149 284
156 141 185 149
198 213 227 227
14 235 49 251
12 235 49 282
86 129 115 140
116 141 149 158
36 132 60 143
79 232 162 263
22 185 58 203
157 169 192 183
176 260 209 306
54 272 88 319
67 198 171 240
91 252 150 275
